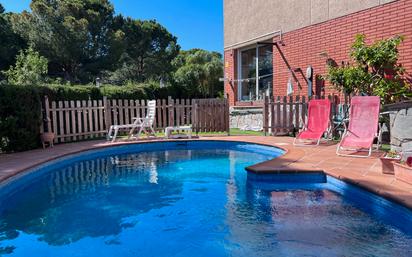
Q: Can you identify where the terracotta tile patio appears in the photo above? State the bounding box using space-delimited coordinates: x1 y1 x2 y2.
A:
1 135 412 209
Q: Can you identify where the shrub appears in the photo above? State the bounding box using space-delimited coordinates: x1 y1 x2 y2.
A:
99 84 147 99
3 47 48 85
0 84 42 152
38 84 102 101
324 34 412 104
36 83 148 101
37 82 186 101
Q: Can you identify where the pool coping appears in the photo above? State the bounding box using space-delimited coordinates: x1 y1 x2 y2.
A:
1 136 412 210
0 138 287 185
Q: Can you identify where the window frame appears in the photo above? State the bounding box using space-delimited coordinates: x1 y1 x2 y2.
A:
236 43 273 102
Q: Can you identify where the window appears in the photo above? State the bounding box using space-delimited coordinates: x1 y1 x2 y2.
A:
239 48 256 101
238 44 273 101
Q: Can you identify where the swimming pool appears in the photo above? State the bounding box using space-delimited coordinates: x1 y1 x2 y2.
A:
0 141 412 256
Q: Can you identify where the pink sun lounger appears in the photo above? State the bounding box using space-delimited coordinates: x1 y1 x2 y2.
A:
293 99 331 146
336 96 381 157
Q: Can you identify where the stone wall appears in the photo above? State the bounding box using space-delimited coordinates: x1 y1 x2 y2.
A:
390 107 412 155
229 107 263 130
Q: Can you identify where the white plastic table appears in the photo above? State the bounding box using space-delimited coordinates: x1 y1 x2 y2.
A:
165 126 192 139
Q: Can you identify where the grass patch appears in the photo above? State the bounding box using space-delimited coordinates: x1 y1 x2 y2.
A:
192 128 264 136
229 128 264 136
112 128 264 139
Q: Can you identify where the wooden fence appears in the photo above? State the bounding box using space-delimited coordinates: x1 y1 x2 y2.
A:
41 97 229 143
192 98 230 133
263 94 350 136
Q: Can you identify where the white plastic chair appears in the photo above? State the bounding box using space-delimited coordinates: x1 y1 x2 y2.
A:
107 100 156 142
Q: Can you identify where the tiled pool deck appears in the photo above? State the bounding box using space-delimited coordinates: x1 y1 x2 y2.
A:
1 136 412 209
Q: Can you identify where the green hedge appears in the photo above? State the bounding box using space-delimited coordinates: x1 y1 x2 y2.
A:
37 82 184 101
0 84 42 152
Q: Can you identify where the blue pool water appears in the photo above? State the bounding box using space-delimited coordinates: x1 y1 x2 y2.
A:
1 141 412 256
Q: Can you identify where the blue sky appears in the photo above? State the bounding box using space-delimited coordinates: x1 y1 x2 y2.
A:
1 0 223 52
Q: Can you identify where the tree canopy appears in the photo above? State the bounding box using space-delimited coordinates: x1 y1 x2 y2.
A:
0 3 26 75
11 0 121 82
3 47 48 85
173 49 223 98
0 0 223 98
108 16 180 84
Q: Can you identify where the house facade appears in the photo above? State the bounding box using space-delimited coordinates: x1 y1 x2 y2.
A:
224 0 412 106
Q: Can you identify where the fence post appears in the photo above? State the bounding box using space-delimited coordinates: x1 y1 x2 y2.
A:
43 96 52 133
168 96 175 127
288 95 294 133
263 96 269 136
328 93 333 124
294 95 300 132
225 98 230 136
282 96 287 134
103 96 111 130
192 99 198 134
301 96 307 129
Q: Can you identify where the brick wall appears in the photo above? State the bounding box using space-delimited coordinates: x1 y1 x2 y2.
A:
224 49 237 106
224 0 412 104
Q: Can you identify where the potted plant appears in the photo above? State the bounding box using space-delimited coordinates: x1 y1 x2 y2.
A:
394 157 412 185
40 132 55 148
380 150 401 174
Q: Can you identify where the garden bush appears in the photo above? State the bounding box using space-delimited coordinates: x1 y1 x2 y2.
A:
324 34 412 104
37 82 186 101
0 84 42 152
